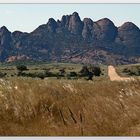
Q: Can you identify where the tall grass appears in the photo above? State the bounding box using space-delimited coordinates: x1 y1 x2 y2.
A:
0 78 140 136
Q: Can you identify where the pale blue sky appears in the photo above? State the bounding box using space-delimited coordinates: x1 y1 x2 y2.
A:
0 4 140 33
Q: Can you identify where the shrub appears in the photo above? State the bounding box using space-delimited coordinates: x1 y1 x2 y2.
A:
92 66 101 76
44 70 56 77
59 68 66 75
16 65 28 72
79 66 90 76
69 71 77 77
66 72 78 80
79 65 102 80
17 71 58 79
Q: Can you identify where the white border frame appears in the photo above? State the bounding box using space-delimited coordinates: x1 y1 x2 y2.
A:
0 0 140 3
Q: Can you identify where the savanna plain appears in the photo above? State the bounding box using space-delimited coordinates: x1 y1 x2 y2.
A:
0 62 140 136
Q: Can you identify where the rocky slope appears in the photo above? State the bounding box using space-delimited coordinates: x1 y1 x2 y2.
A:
0 12 140 65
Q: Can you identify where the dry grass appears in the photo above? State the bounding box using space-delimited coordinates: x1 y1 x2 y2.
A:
0 78 140 136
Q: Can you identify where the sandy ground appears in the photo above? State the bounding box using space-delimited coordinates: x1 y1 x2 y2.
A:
108 65 134 82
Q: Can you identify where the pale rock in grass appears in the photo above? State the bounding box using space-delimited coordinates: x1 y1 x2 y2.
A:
5 104 9 110
14 86 18 90
119 95 123 98
63 83 77 93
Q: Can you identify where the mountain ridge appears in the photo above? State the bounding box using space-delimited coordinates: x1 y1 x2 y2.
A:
0 12 140 65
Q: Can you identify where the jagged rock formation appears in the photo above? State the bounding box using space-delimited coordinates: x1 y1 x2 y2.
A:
95 18 117 42
0 26 12 61
82 18 94 40
116 22 140 56
0 12 140 65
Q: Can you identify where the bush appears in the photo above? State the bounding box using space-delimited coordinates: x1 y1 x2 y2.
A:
17 72 45 79
79 65 94 80
66 72 78 80
92 66 101 76
87 71 94 80
79 65 102 79
79 66 90 76
69 71 77 77
59 68 66 75
17 71 58 79
123 68 129 73
44 70 56 77
16 65 28 72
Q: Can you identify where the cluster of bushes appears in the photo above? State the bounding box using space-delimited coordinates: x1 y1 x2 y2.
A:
79 65 102 80
16 64 102 80
16 65 28 72
122 66 140 76
17 70 57 79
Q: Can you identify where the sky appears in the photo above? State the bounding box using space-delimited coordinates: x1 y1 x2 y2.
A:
0 4 140 33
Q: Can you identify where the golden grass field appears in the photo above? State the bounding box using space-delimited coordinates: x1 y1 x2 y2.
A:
0 76 140 136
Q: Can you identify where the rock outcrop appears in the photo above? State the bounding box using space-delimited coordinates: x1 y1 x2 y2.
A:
95 18 117 42
0 12 140 64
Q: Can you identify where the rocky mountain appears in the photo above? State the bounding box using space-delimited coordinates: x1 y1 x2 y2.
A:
0 12 140 65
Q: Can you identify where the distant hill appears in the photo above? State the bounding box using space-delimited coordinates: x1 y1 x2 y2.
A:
0 12 140 65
